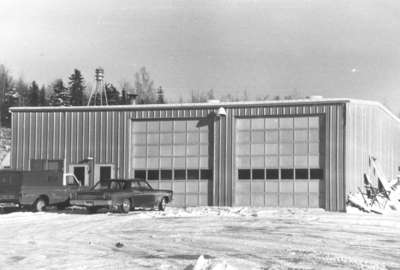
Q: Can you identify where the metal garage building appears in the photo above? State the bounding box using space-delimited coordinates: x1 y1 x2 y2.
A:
9 98 400 211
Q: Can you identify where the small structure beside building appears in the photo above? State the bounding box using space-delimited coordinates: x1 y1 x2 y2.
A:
9 98 400 211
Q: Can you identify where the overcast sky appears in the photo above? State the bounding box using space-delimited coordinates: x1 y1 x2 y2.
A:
0 0 399 109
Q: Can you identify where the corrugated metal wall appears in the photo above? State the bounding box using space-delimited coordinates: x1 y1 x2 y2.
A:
345 102 400 194
11 101 347 210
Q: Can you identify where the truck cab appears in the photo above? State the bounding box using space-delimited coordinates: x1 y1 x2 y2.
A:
0 170 83 212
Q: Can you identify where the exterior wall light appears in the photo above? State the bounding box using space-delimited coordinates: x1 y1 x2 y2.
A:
216 107 227 117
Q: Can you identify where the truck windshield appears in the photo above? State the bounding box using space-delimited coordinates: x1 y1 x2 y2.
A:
91 181 109 191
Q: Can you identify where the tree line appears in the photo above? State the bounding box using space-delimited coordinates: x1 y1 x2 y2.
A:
0 65 166 127
0 64 302 127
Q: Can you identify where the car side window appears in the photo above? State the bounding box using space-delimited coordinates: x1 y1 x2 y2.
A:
131 181 140 189
110 181 120 190
138 181 151 190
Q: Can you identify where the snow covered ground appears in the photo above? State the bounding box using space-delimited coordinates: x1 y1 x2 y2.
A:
0 207 399 270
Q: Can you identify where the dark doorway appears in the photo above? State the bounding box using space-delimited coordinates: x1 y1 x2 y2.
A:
100 166 111 181
73 166 86 186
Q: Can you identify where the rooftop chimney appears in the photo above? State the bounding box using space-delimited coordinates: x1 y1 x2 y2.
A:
128 92 138 105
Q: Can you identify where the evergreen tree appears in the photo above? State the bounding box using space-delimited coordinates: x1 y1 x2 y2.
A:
0 65 14 126
49 79 71 106
68 69 86 106
120 89 128 105
39 85 47 106
105 83 120 105
157 86 166 104
14 78 29 106
27 81 39 106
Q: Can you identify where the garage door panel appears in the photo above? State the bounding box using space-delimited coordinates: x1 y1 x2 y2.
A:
186 181 198 193
199 181 208 193
295 181 308 193
131 120 211 207
171 194 185 206
147 180 159 189
160 181 172 190
235 116 323 209
174 181 186 192
294 193 309 207
266 194 278 206
236 193 250 206
309 180 320 192
309 193 320 207
280 181 294 193
252 181 265 192
199 194 208 206
266 181 279 192
186 194 199 206
280 193 294 206
251 193 265 206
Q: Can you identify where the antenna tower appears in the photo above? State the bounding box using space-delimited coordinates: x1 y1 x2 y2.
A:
87 67 108 105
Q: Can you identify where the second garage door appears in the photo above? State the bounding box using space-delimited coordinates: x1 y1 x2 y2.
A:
235 116 324 208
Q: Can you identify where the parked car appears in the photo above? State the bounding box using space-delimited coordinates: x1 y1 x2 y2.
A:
0 170 84 212
70 179 173 213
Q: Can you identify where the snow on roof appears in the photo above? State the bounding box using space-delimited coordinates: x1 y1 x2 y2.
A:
8 97 400 123
9 97 356 111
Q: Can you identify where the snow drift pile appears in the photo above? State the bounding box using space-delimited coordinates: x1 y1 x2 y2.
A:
348 156 400 214
0 128 11 168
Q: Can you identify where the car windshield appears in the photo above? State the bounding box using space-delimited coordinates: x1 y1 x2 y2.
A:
91 181 109 191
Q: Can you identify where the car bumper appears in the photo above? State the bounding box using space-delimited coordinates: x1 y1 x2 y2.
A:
0 202 20 208
70 199 113 207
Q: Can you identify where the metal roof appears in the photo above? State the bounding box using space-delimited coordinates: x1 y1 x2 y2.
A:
9 97 355 112
9 97 399 123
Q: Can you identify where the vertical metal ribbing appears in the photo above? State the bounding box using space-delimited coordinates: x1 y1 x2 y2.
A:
249 116 252 206
213 120 217 206
307 117 310 208
277 117 280 206
28 112 33 168
218 118 222 206
111 112 114 164
117 112 120 177
105 111 109 162
53 112 56 159
336 107 341 211
124 112 129 178
126 112 131 178
99 112 102 162
328 106 333 211
21 113 25 169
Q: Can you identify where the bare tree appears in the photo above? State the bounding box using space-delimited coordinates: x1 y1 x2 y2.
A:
134 67 157 104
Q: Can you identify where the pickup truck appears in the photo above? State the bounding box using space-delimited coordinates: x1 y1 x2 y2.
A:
0 170 84 212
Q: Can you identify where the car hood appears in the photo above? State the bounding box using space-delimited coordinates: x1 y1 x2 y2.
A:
152 189 173 195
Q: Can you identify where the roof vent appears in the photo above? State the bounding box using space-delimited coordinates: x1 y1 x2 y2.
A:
207 99 220 104
308 95 323 100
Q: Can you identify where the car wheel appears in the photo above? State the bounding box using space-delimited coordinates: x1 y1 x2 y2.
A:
34 198 47 212
158 198 167 211
121 199 131 213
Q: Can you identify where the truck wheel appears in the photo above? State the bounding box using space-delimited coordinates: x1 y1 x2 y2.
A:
34 198 47 212
87 207 99 214
121 199 131 213
158 198 167 211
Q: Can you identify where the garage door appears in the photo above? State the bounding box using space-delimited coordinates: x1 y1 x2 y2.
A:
131 120 212 207
235 116 324 208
